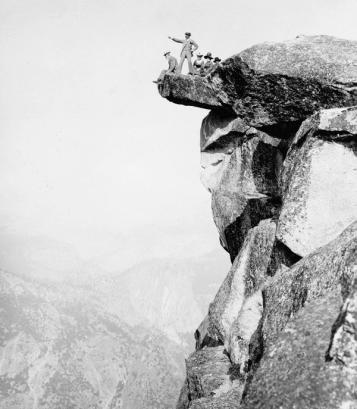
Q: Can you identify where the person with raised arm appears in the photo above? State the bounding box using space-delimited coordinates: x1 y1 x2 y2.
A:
168 32 198 74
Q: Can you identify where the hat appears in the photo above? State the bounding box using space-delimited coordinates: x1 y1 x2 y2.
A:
204 52 213 59
214 57 221 62
163 51 171 56
185 32 191 36
197 53 203 57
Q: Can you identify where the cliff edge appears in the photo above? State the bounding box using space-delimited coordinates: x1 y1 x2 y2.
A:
157 35 357 409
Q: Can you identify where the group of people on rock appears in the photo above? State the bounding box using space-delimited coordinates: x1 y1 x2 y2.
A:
193 52 222 76
153 32 222 84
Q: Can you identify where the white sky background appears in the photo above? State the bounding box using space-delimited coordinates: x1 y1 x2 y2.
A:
0 0 356 271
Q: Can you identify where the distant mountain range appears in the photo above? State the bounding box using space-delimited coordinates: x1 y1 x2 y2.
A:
0 269 185 408
93 250 229 345
0 243 230 408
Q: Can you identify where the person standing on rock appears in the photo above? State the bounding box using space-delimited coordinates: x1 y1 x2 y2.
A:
153 51 178 84
168 32 198 75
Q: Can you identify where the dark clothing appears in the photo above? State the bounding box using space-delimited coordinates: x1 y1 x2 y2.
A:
209 62 222 74
202 60 213 75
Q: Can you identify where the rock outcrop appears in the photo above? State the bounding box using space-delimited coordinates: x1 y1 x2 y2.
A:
277 106 357 256
157 35 357 409
160 35 357 127
196 220 276 361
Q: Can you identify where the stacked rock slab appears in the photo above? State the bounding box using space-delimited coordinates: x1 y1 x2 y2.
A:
157 35 357 409
277 106 357 257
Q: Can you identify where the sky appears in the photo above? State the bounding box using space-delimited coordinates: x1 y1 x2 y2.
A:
0 0 356 272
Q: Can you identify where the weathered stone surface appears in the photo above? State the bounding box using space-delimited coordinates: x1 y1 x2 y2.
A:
238 35 357 85
315 105 357 137
243 291 348 409
200 112 252 195
189 387 242 409
263 220 357 348
159 73 227 110
194 314 222 350
199 111 283 196
266 239 302 277
196 220 276 363
241 222 357 409
214 195 280 262
162 36 357 409
277 106 357 257
200 150 234 195
159 36 357 126
327 278 357 370
185 346 238 402
203 118 282 259
200 111 251 152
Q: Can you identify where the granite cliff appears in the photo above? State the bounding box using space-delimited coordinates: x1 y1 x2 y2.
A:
158 35 357 408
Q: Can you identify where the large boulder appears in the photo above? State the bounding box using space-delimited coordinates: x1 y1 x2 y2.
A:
200 112 252 194
200 111 282 259
238 35 357 84
159 73 226 110
196 220 276 365
263 220 357 347
241 221 357 409
184 346 237 402
176 346 243 409
277 106 357 257
243 291 346 409
159 36 357 127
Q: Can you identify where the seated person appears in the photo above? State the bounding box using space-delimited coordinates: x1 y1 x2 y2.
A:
210 57 222 73
193 53 204 74
153 51 178 84
202 52 214 76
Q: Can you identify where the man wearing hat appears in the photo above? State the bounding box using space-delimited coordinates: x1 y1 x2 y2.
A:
193 53 204 75
209 57 222 74
153 51 178 84
168 32 198 74
202 52 214 75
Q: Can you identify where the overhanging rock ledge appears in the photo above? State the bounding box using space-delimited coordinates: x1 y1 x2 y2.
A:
158 35 357 128
157 35 357 409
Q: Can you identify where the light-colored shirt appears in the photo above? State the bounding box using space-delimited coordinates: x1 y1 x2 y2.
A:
171 37 199 56
193 58 204 68
167 56 178 72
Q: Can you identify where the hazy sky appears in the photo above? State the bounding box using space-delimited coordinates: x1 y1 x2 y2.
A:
0 0 356 268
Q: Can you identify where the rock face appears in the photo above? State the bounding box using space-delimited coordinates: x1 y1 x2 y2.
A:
159 35 357 127
277 106 357 256
200 111 283 260
196 220 276 362
157 35 357 409
243 223 357 408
